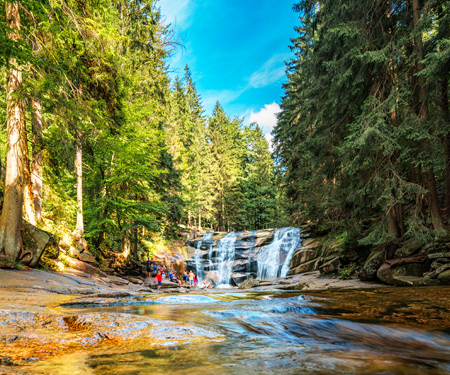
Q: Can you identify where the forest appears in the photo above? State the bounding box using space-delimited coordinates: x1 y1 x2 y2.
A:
1 0 450 267
0 0 286 265
274 0 450 249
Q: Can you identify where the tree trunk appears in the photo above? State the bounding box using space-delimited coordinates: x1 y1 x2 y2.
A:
0 2 28 261
132 227 138 260
387 207 401 239
221 194 225 231
75 131 84 238
439 2 450 218
31 97 43 222
444 84 450 218
412 0 444 231
23 150 36 225
121 232 131 259
198 207 201 231
427 168 444 232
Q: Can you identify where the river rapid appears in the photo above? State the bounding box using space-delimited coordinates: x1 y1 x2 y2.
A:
26 287 450 375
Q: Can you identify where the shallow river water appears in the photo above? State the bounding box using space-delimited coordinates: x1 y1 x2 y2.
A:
29 287 450 375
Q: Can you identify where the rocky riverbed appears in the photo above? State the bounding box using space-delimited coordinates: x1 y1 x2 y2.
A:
0 267 385 368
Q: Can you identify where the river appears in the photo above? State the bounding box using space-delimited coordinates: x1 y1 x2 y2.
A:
27 286 450 375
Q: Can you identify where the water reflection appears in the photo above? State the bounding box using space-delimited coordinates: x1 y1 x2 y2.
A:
29 287 450 374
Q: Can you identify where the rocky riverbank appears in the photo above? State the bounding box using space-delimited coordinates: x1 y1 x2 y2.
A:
0 268 223 368
0 265 384 364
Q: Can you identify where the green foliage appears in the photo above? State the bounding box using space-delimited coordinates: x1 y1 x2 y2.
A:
274 0 450 247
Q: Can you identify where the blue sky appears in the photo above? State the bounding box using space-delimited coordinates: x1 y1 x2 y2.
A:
158 0 299 142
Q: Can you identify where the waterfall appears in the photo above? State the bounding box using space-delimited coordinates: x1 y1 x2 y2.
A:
215 232 237 287
257 227 301 280
189 227 301 288
194 232 214 283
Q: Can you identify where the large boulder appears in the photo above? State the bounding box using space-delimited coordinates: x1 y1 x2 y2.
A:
377 261 427 285
438 269 450 284
359 249 385 281
394 239 422 259
20 221 59 267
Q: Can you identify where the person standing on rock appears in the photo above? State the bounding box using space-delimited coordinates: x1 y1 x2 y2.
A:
189 270 195 288
155 271 163 290
145 259 153 279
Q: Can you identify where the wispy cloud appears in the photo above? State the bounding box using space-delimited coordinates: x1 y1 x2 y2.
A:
247 53 290 89
202 88 246 114
201 53 288 115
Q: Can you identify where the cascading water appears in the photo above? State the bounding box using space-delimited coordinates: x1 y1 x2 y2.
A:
194 232 214 283
189 227 301 287
257 227 301 280
215 232 237 287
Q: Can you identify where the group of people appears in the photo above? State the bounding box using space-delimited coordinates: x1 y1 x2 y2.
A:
144 259 212 290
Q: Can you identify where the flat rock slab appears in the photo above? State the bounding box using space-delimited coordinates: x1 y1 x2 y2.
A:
0 269 141 295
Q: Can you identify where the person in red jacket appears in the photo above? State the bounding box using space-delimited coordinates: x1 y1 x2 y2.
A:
155 271 163 290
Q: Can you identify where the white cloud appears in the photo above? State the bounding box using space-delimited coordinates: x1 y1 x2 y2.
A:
247 53 290 89
248 102 281 134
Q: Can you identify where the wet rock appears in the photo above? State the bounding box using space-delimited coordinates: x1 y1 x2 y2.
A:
231 273 248 286
255 230 274 246
360 249 385 281
238 278 260 289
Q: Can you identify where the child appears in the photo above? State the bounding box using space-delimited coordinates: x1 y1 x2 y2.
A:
155 271 163 290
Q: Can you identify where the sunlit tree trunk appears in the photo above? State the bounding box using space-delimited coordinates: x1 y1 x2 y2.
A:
121 232 130 259
0 1 27 260
75 131 84 238
23 150 36 225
